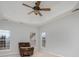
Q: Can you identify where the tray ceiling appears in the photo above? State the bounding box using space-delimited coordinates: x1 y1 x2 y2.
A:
0 1 78 26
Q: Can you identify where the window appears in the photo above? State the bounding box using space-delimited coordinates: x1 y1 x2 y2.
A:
41 32 46 47
0 30 10 50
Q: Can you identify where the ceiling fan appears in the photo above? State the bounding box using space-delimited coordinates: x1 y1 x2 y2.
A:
22 1 51 16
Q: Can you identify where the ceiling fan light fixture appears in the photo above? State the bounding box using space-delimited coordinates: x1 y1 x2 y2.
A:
34 10 39 15
22 1 51 16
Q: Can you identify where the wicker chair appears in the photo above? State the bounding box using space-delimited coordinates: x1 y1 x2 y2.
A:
19 42 34 57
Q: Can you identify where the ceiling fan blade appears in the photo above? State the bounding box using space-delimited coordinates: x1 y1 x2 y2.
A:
22 3 33 9
72 8 79 12
35 1 41 6
40 8 51 11
38 12 42 16
28 11 34 14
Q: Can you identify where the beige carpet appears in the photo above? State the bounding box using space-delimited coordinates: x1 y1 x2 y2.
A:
0 51 61 57
32 51 58 57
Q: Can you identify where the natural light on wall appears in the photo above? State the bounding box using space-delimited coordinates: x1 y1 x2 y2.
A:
0 30 10 50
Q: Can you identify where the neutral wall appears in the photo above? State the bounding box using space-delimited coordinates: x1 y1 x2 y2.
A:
0 20 38 56
40 13 79 57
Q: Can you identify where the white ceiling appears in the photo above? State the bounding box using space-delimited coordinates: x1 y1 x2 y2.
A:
0 1 78 26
